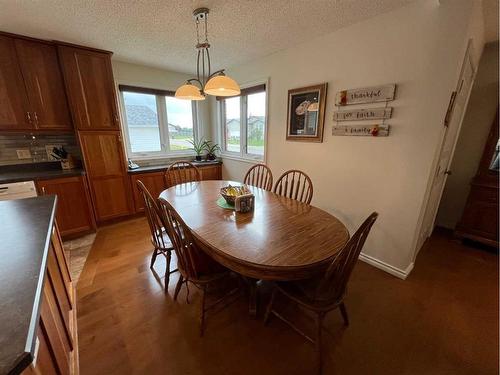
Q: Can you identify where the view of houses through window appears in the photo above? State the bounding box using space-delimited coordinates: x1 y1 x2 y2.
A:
121 88 195 157
222 86 266 158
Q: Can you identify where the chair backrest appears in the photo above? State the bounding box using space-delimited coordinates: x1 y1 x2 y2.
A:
273 169 313 204
244 163 273 191
164 161 201 187
136 180 171 250
315 212 378 303
158 198 205 281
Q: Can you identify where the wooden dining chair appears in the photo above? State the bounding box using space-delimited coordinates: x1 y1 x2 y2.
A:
244 163 274 191
164 161 202 187
273 169 313 204
264 212 378 374
136 180 177 287
158 199 239 336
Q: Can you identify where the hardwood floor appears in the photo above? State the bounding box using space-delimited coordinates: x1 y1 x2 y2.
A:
76 219 499 375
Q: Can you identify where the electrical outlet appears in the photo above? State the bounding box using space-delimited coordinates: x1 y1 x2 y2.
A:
16 149 31 159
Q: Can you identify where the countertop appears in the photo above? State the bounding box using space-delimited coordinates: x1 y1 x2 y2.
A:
128 160 222 174
0 196 57 375
0 162 85 184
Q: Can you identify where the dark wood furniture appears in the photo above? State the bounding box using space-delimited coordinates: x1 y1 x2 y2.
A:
164 161 202 188
274 169 314 204
78 131 132 222
36 175 96 238
159 199 238 336
0 34 72 131
455 108 499 248
244 163 273 191
159 180 348 281
264 212 378 374
136 180 176 285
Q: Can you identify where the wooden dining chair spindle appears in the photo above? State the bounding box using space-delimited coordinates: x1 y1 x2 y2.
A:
164 161 202 187
273 169 313 204
264 212 378 374
244 163 274 191
136 180 177 287
159 199 239 336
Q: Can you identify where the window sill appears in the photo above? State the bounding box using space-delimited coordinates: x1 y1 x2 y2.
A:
220 153 264 164
130 152 195 162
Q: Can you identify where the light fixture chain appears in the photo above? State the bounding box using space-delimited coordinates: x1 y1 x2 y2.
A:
195 17 201 45
204 12 209 43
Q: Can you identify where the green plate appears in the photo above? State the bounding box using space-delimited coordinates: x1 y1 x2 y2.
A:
216 196 234 210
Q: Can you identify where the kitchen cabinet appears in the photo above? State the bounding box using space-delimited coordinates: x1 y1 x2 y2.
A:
22 223 79 375
0 35 32 130
199 163 223 181
0 34 72 131
36 175 96 238
79 131 133 221
15 39 73 130
58 46 120 131
129 172 166 212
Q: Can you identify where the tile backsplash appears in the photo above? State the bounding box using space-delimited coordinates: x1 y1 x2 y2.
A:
0 134 81 166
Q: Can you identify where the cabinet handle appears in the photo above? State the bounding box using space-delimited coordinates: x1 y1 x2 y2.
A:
33 112 39 126
41 187 46 195
114 114 119 123
26 112 32 124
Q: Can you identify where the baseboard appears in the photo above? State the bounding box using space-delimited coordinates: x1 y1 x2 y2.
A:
359 252 414 280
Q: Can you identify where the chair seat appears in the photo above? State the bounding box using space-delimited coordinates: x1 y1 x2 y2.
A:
276 276 341 310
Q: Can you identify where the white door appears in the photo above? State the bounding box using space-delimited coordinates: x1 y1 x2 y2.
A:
419 41 476 246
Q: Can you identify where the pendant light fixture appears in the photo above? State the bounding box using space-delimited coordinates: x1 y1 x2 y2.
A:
175 8 240 101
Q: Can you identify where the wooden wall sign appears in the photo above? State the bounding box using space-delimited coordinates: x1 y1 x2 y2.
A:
332 124 390 137
333 107 392 121
335 84 396 106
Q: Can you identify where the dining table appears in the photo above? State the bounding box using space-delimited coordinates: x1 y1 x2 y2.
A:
159 180 350 316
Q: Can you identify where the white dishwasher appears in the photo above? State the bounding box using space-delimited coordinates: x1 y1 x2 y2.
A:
0 181 38 200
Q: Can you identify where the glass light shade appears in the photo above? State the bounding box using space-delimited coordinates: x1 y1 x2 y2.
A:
204 75 241 96
175 83 205 100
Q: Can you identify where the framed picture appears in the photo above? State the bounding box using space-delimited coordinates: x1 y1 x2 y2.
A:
286 83 327 142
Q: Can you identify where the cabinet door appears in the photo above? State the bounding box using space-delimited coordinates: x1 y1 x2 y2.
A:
58 46 119 130
79 131 132 221
15 39 73 130
37 176 96 237
130 172 166 212
0 35 32 130
200 164 222 180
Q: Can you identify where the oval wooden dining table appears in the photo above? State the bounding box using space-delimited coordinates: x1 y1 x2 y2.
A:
159 180 350 315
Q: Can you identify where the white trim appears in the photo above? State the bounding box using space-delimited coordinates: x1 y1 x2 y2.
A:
220 154 262 164
359 252 414 280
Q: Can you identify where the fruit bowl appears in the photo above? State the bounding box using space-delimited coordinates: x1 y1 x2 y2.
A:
220 185 251 205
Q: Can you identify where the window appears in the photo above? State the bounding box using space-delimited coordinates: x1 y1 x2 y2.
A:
219 84 267 159
119 85 197 158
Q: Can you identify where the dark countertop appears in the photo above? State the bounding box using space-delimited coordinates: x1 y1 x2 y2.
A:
128 160 222 174
0 162 85 184
0 196 57 375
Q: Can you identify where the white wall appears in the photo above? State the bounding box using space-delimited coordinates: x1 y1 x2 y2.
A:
217 0 485 277
111 60 213 143
436 41 499 229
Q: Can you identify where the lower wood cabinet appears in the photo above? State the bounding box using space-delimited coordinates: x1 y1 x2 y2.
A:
22 223 78 375
36 176 96 238
129 163 222 213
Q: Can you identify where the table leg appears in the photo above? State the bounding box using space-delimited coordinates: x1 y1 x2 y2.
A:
243 277 258 318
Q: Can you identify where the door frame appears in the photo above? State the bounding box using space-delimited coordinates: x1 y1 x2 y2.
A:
414 39 477 257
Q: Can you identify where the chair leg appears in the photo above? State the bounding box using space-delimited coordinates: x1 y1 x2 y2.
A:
339 302 349 326
174 275 184 301
264 288 277 325
150 248 158 269
165 251 172 289
316 312 325 375
200 285 207 337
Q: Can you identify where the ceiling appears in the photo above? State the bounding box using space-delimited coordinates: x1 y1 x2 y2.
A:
0 0 416 74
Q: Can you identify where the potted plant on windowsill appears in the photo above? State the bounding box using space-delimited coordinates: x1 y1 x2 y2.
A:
188 138 206 161
204 141 221 161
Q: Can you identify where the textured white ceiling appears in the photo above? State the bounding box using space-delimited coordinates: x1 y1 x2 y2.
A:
0 0 417 74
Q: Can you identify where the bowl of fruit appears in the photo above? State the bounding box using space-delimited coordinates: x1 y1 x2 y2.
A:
220 184 251 205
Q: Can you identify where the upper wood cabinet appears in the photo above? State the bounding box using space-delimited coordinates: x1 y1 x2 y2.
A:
58 46 120 130
15 39 73 130
0 35 32 130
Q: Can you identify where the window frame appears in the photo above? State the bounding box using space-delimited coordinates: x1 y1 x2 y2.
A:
217 80 268 162
118 84 199 161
